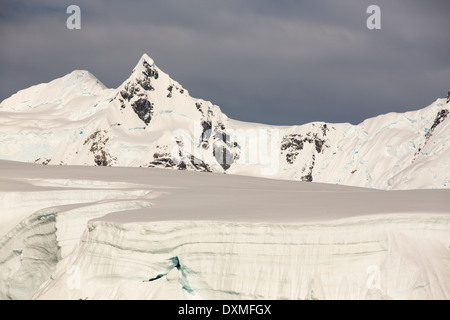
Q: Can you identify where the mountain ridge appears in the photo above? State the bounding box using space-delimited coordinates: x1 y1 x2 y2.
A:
1 53 449 190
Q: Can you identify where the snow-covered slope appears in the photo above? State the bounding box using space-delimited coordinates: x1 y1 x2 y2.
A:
1 55 448 301
0 160 448 300
0 53 449 189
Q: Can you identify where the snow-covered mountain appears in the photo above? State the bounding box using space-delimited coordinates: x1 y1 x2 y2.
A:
1 56 449 300
1 53 449 189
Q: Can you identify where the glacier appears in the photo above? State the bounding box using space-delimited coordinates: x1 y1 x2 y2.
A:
0 54 449 300
0 160 448 300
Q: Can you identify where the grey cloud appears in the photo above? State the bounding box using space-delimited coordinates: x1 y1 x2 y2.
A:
0 0 449 125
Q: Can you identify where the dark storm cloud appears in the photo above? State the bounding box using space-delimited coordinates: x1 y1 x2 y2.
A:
0 0 449 125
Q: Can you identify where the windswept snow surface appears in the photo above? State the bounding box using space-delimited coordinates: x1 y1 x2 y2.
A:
0 160 448 300
0 54 449 300
1 53 449 190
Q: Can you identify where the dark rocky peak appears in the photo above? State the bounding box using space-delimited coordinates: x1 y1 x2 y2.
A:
114 54 159 125
122 54 159 93
132 54 159 79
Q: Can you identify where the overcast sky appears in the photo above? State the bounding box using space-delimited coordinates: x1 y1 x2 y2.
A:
1 0 449 125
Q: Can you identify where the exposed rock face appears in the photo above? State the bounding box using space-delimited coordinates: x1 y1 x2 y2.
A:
194 101 240 171
413 108 449 160
116 56 159 126
147 146 212 172
280 124 329 181
83 130 117 166
131 98 154 125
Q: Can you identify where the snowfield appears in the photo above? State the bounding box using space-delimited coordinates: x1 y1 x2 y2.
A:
0 54 449 300
0 54 449 190
0 160 448 300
